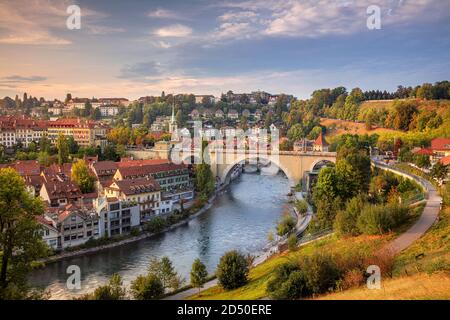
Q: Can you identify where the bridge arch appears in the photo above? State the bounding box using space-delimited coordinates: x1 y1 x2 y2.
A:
220 154 296 186
310 158 336 172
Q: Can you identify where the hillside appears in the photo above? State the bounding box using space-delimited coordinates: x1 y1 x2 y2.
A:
320 117 399 138
317 272 450 300
317 205 450 300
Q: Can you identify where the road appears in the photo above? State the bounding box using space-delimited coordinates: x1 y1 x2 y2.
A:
165 162 442 300
373 161 442 254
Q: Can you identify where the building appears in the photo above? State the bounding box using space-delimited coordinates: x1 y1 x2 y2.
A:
195 95 215 104
104 177 170 221
94 197 140 237
0 116 47 148
98 98 130 106
312 133 328 152
190 109 200 120
45 204 101 249
215 109 224 118
40 172 82 207
99 105 119 117
47 118 109 147
36 215 59 250
413 138 450 163
227 109 239 120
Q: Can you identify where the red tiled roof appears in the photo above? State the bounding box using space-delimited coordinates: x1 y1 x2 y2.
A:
431 138 450 151
14 160 41 176
42 179 81 201
414 148 434 155
110 177 161 196
92 161 118 174
118 159 170 167
116 162 186 178
440 155 450 166
314 132 327 147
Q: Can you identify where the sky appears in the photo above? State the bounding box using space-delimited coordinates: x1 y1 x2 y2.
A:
0 0 449 100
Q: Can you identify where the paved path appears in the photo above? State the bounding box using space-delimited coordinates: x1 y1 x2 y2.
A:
373 161 442 254
165 163 442 300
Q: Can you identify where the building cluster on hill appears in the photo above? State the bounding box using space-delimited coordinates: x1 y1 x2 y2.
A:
0 115 110 148
413 138 450 166
1 156 194 250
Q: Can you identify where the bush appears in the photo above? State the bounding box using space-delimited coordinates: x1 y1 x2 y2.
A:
267 253 342 299
388 203 409 227
300 253 342 296
267 262 302 299
338 269 365 290
216 250 249 290
130 274 164 300
287 234 298 251
276 214 296 236
88 274 126 300
295 200 308 215
357 205 393 235
144 216 168 233
334 196 366 236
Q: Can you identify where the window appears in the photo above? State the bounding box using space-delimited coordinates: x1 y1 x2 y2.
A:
64 236 70 241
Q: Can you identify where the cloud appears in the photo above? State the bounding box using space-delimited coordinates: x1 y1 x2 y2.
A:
209 0 449 41
148 8 182 19
152 24 193 37
86 25 126 35
0 0 125 45
118 61 164 82
1 75 47 83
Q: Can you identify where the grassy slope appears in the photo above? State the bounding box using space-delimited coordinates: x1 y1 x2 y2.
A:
323 99 450 143
189 234 391 300
188 199 425 300
317 207 450 300
317 272 450 300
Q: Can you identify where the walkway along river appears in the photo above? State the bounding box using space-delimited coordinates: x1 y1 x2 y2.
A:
29 172 291 299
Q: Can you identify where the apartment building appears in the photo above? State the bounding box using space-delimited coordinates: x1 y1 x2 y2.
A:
99 105 120 117
47 118 109 147
104 177 172 222
0 116 47 148
94 197 140 237
44 204 101 249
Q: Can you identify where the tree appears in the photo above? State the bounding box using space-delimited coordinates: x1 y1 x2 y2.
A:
413 154 431 169
71 159 95 193
56 133 69 164
194 164 215 197
147 256 183 291
334 195 366 236
431 162 448 183
67 136 79 154
190 259 208 293
90 274 126 300
216 250 249 290
0 168 48 299
276 214 296 236
130 274 164 300
65 93 72 103
288 234 298 251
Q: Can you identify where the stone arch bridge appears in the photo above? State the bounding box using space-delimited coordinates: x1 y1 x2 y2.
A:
207 150 337 186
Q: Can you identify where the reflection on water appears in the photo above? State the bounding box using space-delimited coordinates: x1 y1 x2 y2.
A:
29 173 289 299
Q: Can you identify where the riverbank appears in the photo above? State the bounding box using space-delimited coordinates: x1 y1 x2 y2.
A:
39 190 224 264
182 160 438 300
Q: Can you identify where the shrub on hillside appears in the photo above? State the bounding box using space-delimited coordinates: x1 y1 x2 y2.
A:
276 214 296 236
130 274 164 300
334 195 366 236
216 250 249 290
357 205 393 235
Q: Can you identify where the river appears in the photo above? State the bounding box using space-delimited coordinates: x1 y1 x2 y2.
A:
29 172 290 299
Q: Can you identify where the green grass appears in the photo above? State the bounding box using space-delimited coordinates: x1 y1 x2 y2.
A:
189 234 392 300
393 206 450 277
